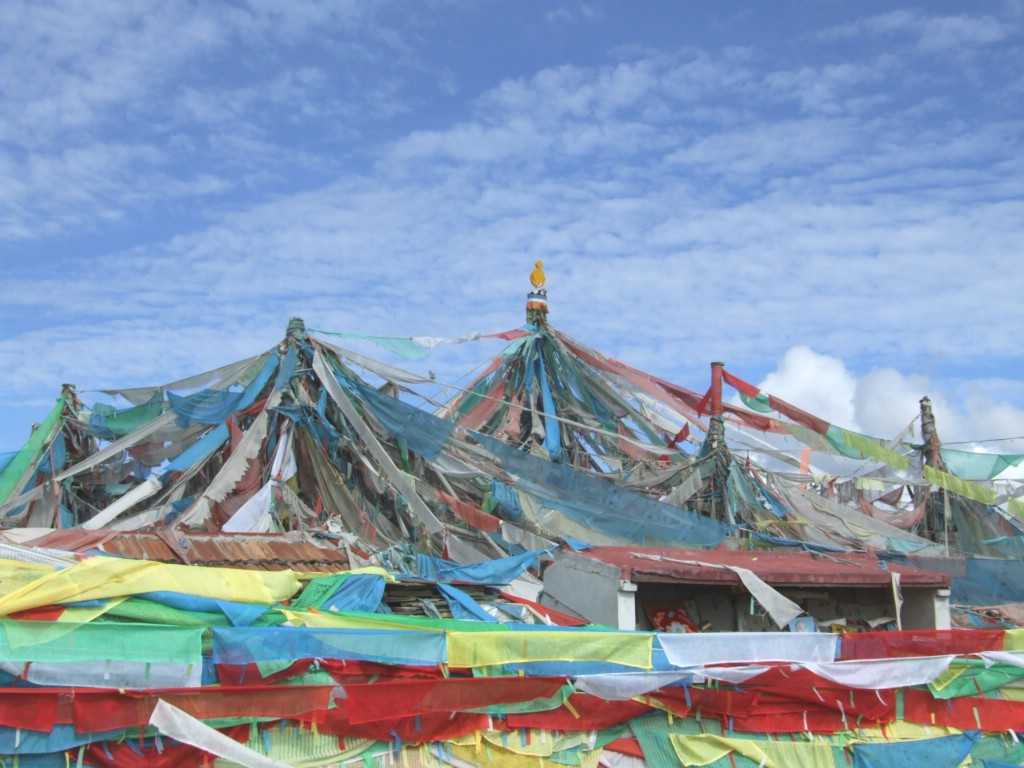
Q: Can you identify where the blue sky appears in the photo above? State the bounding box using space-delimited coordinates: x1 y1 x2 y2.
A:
1 0 1022 450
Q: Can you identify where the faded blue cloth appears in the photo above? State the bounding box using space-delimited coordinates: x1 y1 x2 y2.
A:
169 388 245 426
202 656 219 685
853 733 978 768
169 353 278 426
327 342 723 547
355 380 453 461
478 432 726 548
33 433 65 476
0 724 124 754
275 344 299 391
164 422 229 473
212 626 446 667
501 645 680 677
218 351 279 414
0 755 69 767
537 356 563 462
439 583 497 622
141 591 269 626
321 574 386 613
562 538 591 551
411 549 544 586
952 557 1024 605
165 495 195 523
63 599 108 608
491 480 523 522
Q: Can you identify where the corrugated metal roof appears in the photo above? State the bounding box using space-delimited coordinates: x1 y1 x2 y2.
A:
579 547 949 588
27 529 349 572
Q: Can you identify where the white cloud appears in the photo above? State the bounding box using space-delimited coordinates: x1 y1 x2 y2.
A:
751 346 1024 446
0 0 436 239
0 10 1021 450
917 14 1012 51
544 2 602 24
822 9 1015 53
757 347 858 429
0 143 229 239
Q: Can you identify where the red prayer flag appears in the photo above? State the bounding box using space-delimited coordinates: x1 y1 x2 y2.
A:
695 386 713 417
722 370 761 398
668 423 690 447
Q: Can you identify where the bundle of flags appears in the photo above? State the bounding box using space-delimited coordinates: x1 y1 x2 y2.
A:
1 554 1024 766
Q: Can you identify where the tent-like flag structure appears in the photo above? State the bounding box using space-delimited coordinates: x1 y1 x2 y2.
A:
0 268 1023 765
3 271 1024 571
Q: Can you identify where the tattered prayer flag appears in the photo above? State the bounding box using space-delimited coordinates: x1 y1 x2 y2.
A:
739 391 773 413
837 428 910 472
721 370 760 398
668 424 690 448
923 465 997 506
694 387 712 417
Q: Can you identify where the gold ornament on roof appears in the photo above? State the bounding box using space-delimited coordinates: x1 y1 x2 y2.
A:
525 260 549 324
530 259 546 289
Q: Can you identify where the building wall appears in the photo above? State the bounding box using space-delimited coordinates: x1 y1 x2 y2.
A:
541 553 637 629
542 553 949 631
636 583 947 631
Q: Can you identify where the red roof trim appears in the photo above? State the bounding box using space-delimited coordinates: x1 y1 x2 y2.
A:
579 547 949 588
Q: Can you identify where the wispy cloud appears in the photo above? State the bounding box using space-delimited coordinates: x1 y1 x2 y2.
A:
0 4 1021 450
544 2 603 24
0 0 441 240
821 9 1015 52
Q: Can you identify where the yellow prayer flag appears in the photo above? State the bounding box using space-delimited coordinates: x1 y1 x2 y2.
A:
0 556 301 616
446 630 652 669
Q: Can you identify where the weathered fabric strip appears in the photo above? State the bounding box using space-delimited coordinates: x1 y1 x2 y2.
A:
0 659 201 689
82 474 162 529
447 630 652 669
148 699 290 768
670 733 834 767
0 557 300 616
101 353 268 404
0 620 201 665
803 655 956 689
313 347 443 533
659 632 838 667
316 339 435 384
0 397 65 505
924 465 997 506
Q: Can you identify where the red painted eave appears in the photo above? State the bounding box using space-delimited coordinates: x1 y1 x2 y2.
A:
24 529 350 572
579 547 949 589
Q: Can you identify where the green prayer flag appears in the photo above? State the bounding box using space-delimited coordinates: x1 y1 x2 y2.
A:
739 391 772 413
290 573 352 611
90 394 165 437
825 426 909 471
0 620 202 665
1008 498 1024 520
923 465 997 505
0 396 65 504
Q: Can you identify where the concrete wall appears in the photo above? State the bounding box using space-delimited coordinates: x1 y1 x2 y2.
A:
903 587 950 630
635 583 949 631
542 553 951 631
541 553 637 629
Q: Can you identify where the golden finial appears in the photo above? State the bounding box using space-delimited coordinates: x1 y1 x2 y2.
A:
530 259 546 289
526 260 549 325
